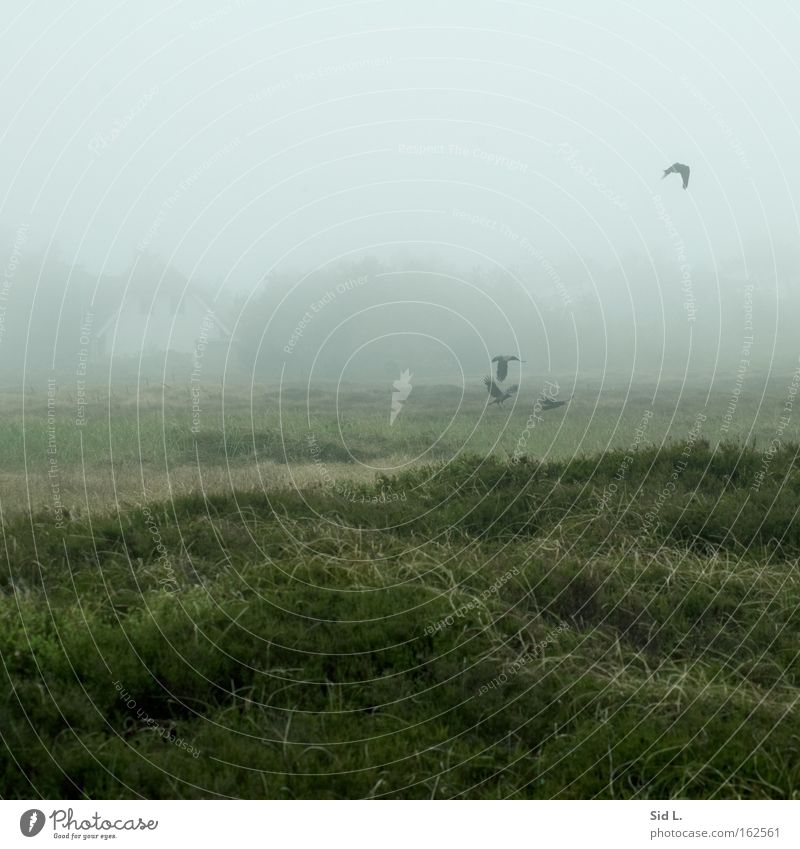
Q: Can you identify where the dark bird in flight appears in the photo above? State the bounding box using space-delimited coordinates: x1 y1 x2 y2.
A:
484 376 518 407
662 162 690 189
491 354 524 382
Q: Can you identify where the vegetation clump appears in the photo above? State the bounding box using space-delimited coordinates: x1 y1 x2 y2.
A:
1 441 799 798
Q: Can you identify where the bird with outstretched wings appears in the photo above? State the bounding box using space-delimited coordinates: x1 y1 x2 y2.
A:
491 354 524 382
662 162 690 189
484 376 518 407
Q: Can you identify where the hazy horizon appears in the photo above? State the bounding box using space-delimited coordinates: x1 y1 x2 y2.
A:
2 0 799 384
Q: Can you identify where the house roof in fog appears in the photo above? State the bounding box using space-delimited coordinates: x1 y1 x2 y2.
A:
93 287 235 342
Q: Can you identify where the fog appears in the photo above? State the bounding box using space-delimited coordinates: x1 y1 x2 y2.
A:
1 0 799 385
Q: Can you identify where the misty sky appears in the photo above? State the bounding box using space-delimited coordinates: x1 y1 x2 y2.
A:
1 0 799 375
2 2 798 276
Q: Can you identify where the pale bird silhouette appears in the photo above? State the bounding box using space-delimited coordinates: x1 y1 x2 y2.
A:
390 369 413 425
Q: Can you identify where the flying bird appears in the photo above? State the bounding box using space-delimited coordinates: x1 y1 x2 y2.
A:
484 376 518 407
662 162 690 189
491 354 524 382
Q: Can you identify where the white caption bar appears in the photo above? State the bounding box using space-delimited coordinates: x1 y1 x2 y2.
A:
2 800 797 848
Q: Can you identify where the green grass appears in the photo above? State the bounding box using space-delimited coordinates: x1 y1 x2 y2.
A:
2 436 799 798
3 374 800 470
2 375 799 519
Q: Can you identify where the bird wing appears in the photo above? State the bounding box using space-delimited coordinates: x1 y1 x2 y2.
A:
663 163 690 188
495 358 509 381
507 384 519 396
484 376 503 399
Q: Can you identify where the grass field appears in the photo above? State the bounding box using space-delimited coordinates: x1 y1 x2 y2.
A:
1 378 800 798
2 370 799 516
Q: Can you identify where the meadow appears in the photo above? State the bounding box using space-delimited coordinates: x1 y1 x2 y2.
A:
1 369 798 516
1 376 799 798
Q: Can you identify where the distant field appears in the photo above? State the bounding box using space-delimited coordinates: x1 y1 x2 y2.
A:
1 421 799 797
1 373 799 518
